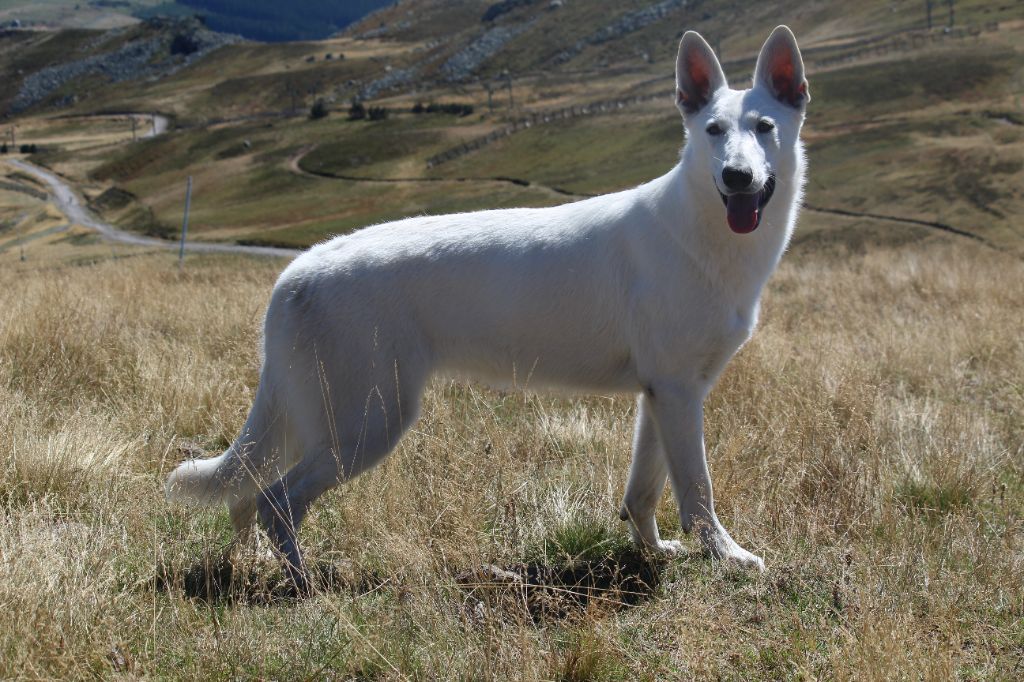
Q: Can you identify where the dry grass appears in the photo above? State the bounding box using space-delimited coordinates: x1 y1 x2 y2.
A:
0 238 1021 679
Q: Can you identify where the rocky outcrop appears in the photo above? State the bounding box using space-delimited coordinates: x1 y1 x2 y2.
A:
358 66 419 100
552 0 684 64
439 20 534 82
11 19 241 114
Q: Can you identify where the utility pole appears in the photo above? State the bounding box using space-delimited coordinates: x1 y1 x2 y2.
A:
502 70 514 110
178 176 192 270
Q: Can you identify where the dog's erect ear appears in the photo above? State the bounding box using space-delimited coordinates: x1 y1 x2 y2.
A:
675 31 727 115
754 25 810 108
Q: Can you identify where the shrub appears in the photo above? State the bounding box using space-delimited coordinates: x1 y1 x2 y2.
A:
347 100 366 120
169 33 200 56
309 98 329 120
414 102 474 117
367 106 389 121
0 143 6 154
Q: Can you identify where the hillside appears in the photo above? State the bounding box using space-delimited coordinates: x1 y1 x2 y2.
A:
3 0 1020 257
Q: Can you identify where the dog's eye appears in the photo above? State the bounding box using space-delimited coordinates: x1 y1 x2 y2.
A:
706 123 724 136
756 119 775 133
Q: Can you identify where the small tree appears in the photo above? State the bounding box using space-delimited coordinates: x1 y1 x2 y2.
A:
367 106 389 121
0 143 6 154
29 143 37 153
347 99 366 120
309 98 329 120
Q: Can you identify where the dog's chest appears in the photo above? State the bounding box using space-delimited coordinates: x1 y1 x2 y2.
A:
635 281 758 385
695 305 755 379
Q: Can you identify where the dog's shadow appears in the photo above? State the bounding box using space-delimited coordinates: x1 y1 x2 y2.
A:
457 547 674 621
153 551 388 605
155 546 675 617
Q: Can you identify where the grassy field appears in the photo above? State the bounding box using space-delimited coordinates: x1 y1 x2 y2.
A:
0 235 1021 678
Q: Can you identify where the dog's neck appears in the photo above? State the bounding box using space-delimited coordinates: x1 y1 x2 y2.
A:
642 151 802 305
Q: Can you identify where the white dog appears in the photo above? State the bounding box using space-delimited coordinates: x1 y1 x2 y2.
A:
168 26 809 586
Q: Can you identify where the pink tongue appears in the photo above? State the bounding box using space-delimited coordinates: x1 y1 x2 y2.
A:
726 193 759 233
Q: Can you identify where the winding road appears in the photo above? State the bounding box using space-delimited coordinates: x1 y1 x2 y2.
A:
9 113 993 261
7 158 299 258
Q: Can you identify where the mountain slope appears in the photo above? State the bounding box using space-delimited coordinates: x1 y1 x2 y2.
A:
3 1 1022 254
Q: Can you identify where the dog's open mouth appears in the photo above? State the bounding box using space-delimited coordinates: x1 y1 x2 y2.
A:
718 174 776 234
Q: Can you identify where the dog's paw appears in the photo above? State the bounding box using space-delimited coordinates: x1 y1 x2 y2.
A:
722 547 766 572
706 537 766 572
648 539 686 557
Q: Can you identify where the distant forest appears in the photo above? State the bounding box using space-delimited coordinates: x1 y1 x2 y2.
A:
176 0 395 41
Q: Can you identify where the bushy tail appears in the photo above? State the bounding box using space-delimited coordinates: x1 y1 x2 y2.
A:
165 386 281 507
165 450 237 507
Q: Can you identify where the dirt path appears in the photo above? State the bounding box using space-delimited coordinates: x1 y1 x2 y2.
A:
287 147 995 246
801 203 991 245
7 159 299 258
287 145 592 200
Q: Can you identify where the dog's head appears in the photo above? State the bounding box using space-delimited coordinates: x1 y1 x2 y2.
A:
676 26 809 234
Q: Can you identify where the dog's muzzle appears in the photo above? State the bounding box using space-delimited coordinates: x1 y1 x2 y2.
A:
718 174 776 234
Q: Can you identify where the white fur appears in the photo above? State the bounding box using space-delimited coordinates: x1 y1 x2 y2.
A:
167 26 809 580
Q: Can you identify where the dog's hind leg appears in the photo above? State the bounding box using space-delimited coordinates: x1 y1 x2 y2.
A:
257 364 429 592
620 394 683 555
228 497 257 539
256 453 343 592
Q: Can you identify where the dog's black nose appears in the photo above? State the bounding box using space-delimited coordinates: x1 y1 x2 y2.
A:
722 167 754 191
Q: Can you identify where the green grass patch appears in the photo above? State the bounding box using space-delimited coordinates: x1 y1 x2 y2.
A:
808 44 1018 121
299 119 444 176
895 479 974 515
431 111 682 195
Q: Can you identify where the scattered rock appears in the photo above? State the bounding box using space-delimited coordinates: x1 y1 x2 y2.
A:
107 646 131 673
11 18 242 114
439 21 534 82
552 0 684 65
456 563 524 589
359 66 418 100
88 186 136 212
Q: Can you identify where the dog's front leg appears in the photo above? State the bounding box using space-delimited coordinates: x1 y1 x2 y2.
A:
620 394 684 555
646 382 765 571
